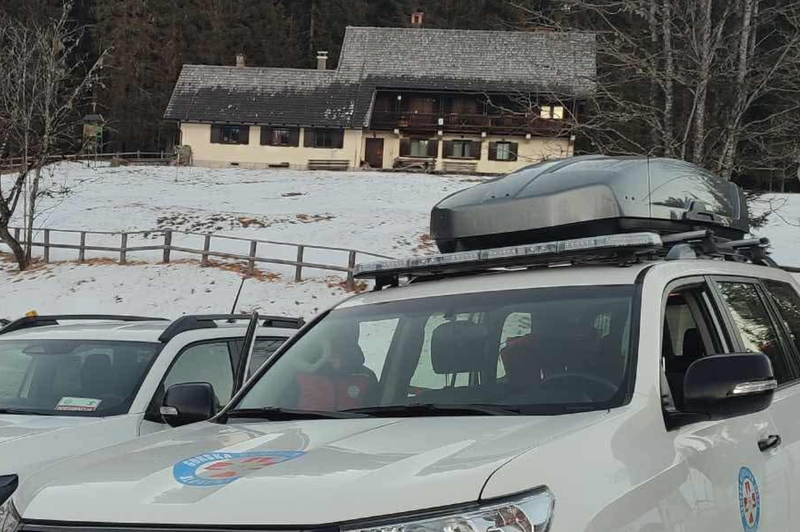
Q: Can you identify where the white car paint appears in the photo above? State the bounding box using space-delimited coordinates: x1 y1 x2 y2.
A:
6 259 800 531
0 320 297 479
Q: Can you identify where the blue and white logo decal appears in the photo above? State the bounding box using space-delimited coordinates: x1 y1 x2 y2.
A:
173 451 306 487
738 466 761 531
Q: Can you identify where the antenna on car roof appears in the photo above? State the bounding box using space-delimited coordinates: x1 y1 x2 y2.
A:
229 277 246 320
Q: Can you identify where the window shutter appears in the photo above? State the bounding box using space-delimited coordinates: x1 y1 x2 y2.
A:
400 138 411 157
471 141 482 160
304 128 315 148
289 128 300 147
260 127 270 146
334 130 344 149
509 142 519 162
210 125 222 144
443 140 454 158
427 139 439 157
239 126 250 145
488 142 498 161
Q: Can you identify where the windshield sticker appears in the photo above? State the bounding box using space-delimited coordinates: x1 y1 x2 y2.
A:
173 451 306 487
738 466 761 532
55 397 102 412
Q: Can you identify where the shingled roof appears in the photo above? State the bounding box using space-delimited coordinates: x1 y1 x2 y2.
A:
165 27 596 128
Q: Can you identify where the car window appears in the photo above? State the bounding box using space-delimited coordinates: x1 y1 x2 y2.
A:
716 281 793 384
359 319 400 377
238 286 637 414
164 342 235 406
247 338 287 379
0 340 161 416
763 280 800 366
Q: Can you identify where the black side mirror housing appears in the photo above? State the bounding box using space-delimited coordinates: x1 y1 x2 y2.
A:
682 353 776 421
160 382 217 427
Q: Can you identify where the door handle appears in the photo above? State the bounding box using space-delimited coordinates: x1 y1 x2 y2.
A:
758 434 782 452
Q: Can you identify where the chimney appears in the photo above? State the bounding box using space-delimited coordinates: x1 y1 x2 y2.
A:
235 53 246 68
411 11 424 26
317 51 329 70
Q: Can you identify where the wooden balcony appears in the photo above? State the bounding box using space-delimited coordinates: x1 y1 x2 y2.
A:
370 112 567 135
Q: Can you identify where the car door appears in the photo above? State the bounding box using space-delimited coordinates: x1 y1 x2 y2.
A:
660 278 789 531
756 278 800 526
139 339 237 435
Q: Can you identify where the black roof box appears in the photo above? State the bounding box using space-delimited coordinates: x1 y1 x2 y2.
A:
431 155 749 253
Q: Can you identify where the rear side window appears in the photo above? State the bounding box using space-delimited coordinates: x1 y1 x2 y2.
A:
763 280 800 364
716 282 793 384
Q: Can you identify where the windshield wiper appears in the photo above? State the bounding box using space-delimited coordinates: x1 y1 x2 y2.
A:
0 408 53 416
223 407 369 421
343 403 524 417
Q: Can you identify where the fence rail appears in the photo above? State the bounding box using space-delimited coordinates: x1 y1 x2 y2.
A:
5 227 393 290
1 151 176 171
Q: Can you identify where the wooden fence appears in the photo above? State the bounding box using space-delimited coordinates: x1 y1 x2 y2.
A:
1 151 176 172
5 227 393 290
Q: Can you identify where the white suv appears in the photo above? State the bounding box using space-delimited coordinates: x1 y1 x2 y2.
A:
1 157 797 532
0 313 301 477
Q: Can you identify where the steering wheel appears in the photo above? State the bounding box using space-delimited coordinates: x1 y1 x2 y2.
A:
537 372 619 401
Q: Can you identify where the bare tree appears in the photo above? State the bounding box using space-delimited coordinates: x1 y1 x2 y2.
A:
0 1 107 270
511 0 800 182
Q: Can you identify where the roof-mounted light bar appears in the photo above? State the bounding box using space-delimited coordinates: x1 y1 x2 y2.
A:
354 232 663 281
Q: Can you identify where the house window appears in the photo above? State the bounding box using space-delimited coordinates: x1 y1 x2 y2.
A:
305 128 344 149
400 138 438 158
444 140 481 160
540 105 565 120
489 141 518 162
211 125 250 145
261 127 299 147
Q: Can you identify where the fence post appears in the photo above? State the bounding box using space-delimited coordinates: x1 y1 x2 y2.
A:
137 149 141 159
346 250 356 291
248 241 258 274
163 230 172 263
201 234 211 266
295 245 305 282
43 229 50 263
13 228 20 242
79 232 86 263
120 233 128 264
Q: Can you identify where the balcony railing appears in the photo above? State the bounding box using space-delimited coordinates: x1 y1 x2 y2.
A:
370 112 567 134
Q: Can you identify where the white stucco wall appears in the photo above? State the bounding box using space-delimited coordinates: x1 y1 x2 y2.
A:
181 123 363 169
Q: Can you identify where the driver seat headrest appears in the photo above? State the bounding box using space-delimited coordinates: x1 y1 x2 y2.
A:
431 321 488 375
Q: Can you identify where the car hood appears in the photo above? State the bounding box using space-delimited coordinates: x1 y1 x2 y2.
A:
0 415 108 475
18 412 608 525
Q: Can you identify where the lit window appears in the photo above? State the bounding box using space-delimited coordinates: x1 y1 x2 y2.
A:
540 105 565 120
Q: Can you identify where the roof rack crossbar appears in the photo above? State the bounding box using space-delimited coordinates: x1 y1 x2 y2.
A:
158 314 305 343
0 315 168 337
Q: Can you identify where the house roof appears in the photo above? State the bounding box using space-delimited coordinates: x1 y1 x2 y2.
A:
164 27 596 128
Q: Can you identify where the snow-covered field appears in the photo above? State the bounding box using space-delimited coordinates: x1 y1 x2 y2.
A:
0 163 478 319
2 162 800 321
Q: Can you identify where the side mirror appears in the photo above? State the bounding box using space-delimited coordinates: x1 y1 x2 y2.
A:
160 382 217 427
682 353 776 421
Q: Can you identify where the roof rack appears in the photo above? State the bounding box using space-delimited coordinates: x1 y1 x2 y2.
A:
354 229 778 290
158 314 305 344
0 315 169 337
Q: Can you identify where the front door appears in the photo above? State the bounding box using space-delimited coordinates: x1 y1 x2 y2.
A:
662 279 790 531
365 138 384 169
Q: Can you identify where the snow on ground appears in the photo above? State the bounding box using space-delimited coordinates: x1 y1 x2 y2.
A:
4 162 800 321
0 163 479 319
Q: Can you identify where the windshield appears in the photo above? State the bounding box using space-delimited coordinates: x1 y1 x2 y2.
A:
236 285 637 416
0 340 161 417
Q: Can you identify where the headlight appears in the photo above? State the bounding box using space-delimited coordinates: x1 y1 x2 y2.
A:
0 499 20 532
343 488 555 532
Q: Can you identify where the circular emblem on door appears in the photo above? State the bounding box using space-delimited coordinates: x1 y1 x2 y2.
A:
738 466 761 531
347 385 361 398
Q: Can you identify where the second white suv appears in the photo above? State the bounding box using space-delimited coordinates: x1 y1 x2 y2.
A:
0 313 301 477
